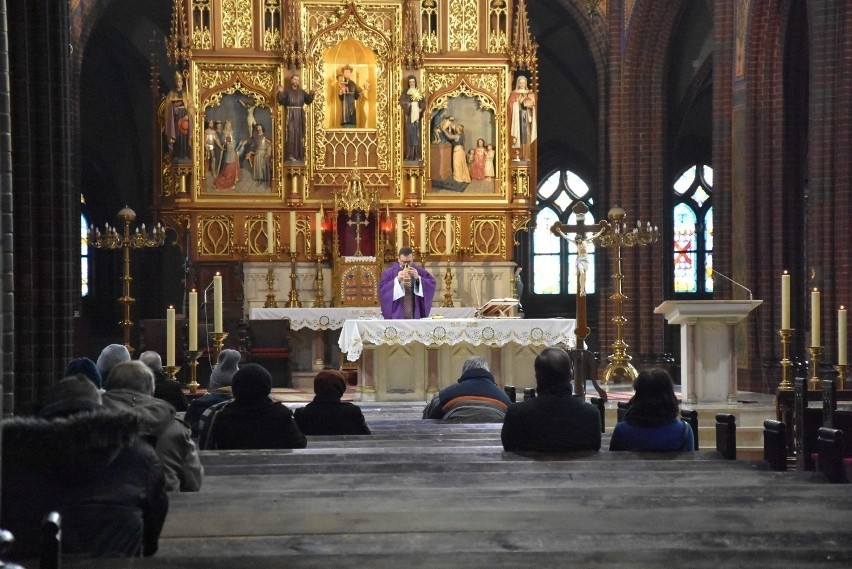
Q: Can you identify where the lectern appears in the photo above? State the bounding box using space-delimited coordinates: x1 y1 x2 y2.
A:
655 300 762 403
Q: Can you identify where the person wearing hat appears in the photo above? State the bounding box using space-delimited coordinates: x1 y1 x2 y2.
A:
64 356 103 389
294 370 370 435
140 350 188 412
1 375 168 558
185 349 241 436
96 343 131 386
210 363 307 450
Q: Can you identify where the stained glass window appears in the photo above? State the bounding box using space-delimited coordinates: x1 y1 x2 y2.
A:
533 170 596 295
671 165 713 295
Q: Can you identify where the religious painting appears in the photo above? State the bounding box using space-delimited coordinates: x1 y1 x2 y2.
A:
201 91 274 194
429 95 496 194
323 39 377 130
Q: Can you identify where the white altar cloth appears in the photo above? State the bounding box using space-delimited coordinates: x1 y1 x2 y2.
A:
338 318 576 362
250 307 475 331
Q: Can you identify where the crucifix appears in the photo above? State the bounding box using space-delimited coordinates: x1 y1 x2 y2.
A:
347 210 370 256
551 202 608 399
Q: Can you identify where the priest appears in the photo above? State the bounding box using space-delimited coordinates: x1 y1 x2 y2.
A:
379 247 436 319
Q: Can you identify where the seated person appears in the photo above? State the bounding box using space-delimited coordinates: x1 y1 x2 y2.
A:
102 361 203 492
96 343 131 386
185 349 240 436
1 375 168 559
211 364 307 450
609 368 695 452
295 370 371 435
64 356 103 389
140 350 188 412
422 356 512 422
501 347 601 452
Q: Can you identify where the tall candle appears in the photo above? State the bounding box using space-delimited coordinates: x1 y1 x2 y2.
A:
315 210 322 255
266 212 274 255
839 306 847 365
445 214 452 255
396 214 403 249
214 273 223 334
781 271 791 329
811 289 820 347
166 306 176 367
289 211 297 252
188 289 198 351
420 214 427 251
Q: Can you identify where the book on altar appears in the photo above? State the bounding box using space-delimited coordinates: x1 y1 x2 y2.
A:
474 298 520 319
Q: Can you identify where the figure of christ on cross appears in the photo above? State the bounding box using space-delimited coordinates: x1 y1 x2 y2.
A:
346 211 370 256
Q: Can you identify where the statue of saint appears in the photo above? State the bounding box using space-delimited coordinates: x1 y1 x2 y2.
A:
399 75 424 162
277 75 315 163
163 71 196 164
508 75 537 161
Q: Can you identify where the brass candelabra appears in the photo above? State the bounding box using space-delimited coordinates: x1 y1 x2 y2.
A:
442 257 454 308
287 249 300 307
184 350 201 394
834 364 848 390
595 206 659 386
778 329 794 390
163 365 181 380
314 251 326 308
88 206 166 354
264 254 278 308
211 332 229 362
807 346 823 390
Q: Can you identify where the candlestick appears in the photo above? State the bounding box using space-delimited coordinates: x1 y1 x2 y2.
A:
396 213 403 248
315 209 323 255
834 364 848 390
420 213 427 252
781 271 790 329
288 249 300 307
162 365 181 381
264 255 278 308
213 273 223 333
289 211 297 252
445 214 452 255
807 345 823 390
778 328 793 390
211 332 229 363
185 350 201 394
812 289 821 347
188 290 198 351
266 212 274 255
839 306 848 365
166 306 176 367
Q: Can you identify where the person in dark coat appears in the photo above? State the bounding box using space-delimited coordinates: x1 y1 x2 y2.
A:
1 375 168 559
211 363 307 449
294 370 370 435
501 347 601 452
422 356 512 422
140 350 188 412
185 348 240 436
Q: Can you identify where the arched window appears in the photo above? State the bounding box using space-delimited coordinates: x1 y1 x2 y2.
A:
81 197 90 297
532 170 597 295
672 165 713 294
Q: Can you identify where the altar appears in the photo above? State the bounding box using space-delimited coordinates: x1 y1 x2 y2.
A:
249 307 476 373
338 318 576 401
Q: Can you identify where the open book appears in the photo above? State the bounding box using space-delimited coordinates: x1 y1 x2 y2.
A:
474 298 520 318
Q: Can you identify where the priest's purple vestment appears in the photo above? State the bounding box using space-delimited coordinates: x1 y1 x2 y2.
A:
378 262 436 319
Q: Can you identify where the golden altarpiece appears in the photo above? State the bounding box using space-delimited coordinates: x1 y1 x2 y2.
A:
154 0 538 342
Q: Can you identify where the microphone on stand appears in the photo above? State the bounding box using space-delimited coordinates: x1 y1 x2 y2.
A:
200 279 215 305
711 269 753 300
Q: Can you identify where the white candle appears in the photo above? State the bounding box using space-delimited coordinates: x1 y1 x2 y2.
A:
289 211 297 252
396 214 403 249
166 306 176 367
811 289 820 347
839 306 847 365
315 210 322 255
266 212 274 255
214 273 223 334
420 214 427 251
781 271 791 329
445 214 452 255
188 290 198 351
